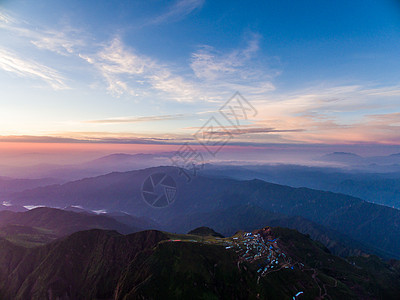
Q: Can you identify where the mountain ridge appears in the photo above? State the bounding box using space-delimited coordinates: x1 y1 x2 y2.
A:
7 166 400 259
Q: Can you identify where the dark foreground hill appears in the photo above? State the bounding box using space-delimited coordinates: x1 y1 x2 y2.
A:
8 166 400 259
0 227 399 299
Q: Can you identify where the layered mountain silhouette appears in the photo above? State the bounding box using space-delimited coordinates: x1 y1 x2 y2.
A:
318 151 400 166
0 153 171 180
201 163 400 208
7 166 400 259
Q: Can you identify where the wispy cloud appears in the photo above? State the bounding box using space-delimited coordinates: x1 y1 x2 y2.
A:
366 112 400 124
79 38 148 96
0 9 85 90
0 10 277 103
191 34 260 80
84 114 187 124
30 28 85 56
146 0 204 25
80 34 278 103
361 86 400 97
250 84 400 144
189 126 304 136
0 134 178 144
0 10 207 101
80 37 203 101
0 10 84 56
0 48 68 89
190 34 277 95
0 11 17 24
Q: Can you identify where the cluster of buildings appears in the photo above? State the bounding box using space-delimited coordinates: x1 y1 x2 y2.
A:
172 227 304 297
224 227 293 278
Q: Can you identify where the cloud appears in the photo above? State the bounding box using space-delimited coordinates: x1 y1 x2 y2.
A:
79 38 149 96
0 11 17 24
190 34 277 95
366 112 400 125
0 48 68 89
196 127 304 136
0 10 84 56
81 38 203 101
0 11 206 101
81 34 278 102
30 28 85 56
0 9 84 90
0 135 84 143
361 86 400 97
84 114 187 124
0 134 178 144
1 10 277 103
191 35 260 80
147 0 204 25
249 84 400 144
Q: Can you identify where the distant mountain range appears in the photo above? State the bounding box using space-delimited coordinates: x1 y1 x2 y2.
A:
0 153 171 180
318 151 400 170
201 163 400 209
0 177 60 198
5 150 400 209
320 152 365 164
6 166 400 259
0 226 399 299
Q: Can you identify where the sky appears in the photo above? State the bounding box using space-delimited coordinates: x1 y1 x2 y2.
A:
1 0 400 159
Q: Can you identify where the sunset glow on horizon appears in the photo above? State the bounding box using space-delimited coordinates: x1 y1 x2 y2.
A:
1 0 400 153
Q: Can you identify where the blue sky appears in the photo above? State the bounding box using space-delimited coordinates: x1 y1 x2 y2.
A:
1 0 400 146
